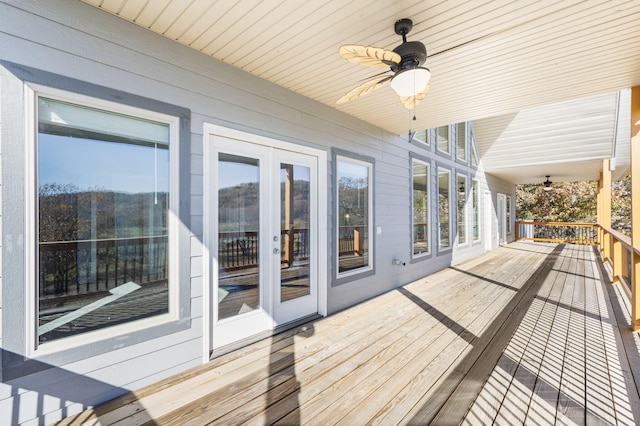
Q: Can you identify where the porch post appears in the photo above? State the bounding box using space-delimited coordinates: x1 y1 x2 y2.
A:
601 159 612 263
631 86 640 330
597 174 603 250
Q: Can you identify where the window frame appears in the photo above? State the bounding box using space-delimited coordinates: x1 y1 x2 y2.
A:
456 123 467 164
411 156 431 260
472 179 481 243
411 129 429 147
437 166 452 252
456 173 468 247
436 125 451 156
25 84 183 356
506 195 513 235
333 151 375 284
470 130 480 168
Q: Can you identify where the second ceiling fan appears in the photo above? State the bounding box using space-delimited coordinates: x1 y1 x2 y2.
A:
336 18 431 110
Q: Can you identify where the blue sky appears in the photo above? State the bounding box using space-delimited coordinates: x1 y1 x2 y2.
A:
38 134 169 194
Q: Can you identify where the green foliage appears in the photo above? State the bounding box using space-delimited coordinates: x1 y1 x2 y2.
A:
516 173 631 235
612 173 631 235
516 181 597 222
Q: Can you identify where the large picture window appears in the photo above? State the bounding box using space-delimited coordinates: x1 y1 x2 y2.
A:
438 167 451 250
36 96 173 344
412 159 430 257
457 174 468 245
337 156 372 276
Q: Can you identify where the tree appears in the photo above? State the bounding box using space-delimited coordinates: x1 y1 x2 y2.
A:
516 181 597 223
516 173 631 235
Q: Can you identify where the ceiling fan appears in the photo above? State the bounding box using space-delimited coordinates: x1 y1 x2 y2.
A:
336 18 431 110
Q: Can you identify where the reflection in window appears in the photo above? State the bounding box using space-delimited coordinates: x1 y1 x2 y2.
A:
37 97 170 344
337 157 371 275
457 174 467 245
472 179 480 241
438 168 451 250
457 123 466 162
217 154 260 320
506 195 512 234
280 163 311 302
412 160 429 256
437 126 450 154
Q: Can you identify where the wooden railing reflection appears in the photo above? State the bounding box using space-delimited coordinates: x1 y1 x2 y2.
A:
39 235 168 301
218 228 309 271
338 225 366 256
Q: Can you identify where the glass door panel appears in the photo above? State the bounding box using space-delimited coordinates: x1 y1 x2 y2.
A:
217 153 260 321
209 134 319 349
280 163 311 302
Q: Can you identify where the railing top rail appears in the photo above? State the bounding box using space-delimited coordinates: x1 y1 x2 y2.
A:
597 224 640 255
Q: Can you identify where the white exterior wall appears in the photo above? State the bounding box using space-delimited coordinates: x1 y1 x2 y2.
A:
0 1 515 424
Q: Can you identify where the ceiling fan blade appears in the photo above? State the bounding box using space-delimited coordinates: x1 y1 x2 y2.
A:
399 83 431 109
336 75 392 105
339 45 401 68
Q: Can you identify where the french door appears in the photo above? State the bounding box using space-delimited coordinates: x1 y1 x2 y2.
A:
208 136 319 349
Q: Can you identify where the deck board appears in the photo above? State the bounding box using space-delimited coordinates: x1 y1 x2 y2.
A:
56 242 640 426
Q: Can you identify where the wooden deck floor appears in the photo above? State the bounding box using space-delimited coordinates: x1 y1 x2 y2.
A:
58 242 640 425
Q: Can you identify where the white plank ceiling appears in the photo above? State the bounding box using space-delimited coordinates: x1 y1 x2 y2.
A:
78 0 640 183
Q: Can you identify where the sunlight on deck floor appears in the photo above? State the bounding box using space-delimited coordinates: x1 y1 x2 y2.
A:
58 242 640 425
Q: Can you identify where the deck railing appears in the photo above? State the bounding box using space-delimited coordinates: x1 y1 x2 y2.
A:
599 225 635 290
515 221 634 291
515 221 598 245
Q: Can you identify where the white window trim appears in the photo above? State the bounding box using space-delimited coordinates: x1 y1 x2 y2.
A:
437 167 452 251
457 173 469 247
24 84 181 357
411 158 431 259
336 155 374 279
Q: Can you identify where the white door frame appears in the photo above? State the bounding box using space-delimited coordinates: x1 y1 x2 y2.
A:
202 124 327 361
497 193 507 246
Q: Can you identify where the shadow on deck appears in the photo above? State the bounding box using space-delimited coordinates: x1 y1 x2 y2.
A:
58 242 640 425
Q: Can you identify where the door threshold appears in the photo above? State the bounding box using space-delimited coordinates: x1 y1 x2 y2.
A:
209 313 322 360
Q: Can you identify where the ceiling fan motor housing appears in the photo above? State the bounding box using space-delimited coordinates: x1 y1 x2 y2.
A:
393 41 427 71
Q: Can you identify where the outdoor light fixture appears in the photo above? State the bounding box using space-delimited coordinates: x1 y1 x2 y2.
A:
543 175 553 191
390 67 431 97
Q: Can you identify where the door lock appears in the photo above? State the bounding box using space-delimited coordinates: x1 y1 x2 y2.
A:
273 248 280 254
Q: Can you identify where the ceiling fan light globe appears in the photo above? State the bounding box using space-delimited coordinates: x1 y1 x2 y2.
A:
390 67 431 97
